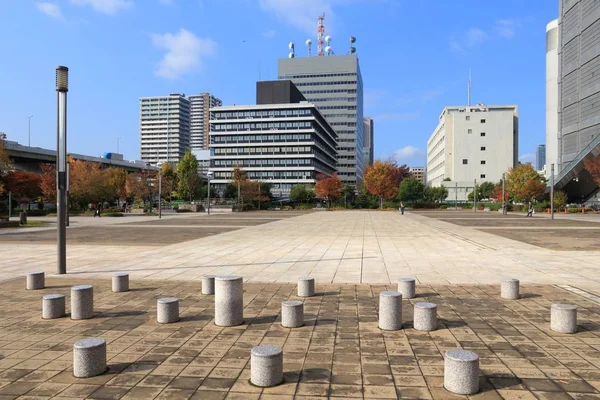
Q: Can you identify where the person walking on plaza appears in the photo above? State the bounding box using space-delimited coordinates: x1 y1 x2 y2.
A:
400 202 405 215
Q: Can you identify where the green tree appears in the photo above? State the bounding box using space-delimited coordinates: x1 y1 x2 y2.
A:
289 184 315 204
553 190 568 211
177 151 200 201
424 186 448 203
479 182 495 199
398 178 424 203
506 164 547 203
160 163 177 202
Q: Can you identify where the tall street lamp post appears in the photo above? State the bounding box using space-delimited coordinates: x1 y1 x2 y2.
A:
207 171 213 215
66 160 70 227
158 169 162 219
56 66 68 275
550 164 555 220
502 173 506 215
27 116 33 147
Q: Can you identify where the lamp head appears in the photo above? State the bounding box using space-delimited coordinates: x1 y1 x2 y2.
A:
56 66 69 92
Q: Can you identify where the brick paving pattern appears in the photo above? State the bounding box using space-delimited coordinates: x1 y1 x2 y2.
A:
0 277 599 399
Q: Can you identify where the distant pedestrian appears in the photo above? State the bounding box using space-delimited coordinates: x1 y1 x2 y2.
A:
400 202 405 215
526 204 533 217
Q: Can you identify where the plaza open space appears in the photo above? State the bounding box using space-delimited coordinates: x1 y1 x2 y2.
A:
1 210 600 399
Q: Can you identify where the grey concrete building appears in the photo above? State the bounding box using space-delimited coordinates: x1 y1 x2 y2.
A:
409 167 426 184
278 55 364 186
546 19 559 179
555 0 600 202
188 93 222 150
536 144 546 171
139 94 190 165
363 117 374 166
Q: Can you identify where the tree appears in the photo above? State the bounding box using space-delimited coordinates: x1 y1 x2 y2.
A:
160 163 176 201
105 168 127 201
177 151 200 201
289 184 315 204
126 169 155 209
231 166 247 204
424 186 448 203
363 160 410 208
398 178 424 203
479 182 495 199
554 190 568 211
69 158 114 209
39 164 56 203
584 154 600 188
315 173 342 208
489 184 508 203
3 171 42 206
0 138 10 194
506 164 547 203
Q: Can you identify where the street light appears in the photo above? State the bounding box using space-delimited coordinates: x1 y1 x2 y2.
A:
502 173 506 215
207 171 213 215
27 115 33 147
56 66 68 275
550 164 555 220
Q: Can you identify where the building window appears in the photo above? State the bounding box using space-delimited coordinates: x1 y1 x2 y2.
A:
481 146 486 151
466 116 470 121
468 129 472 134
480 132 486 137
480 119 486 123
480 160 486 165
480 174 486 179
462 159 468 165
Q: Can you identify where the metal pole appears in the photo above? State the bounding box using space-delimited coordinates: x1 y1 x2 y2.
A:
207 178 211 215
158 170 162 219
455 182 457 209
56 66 68 275
502 173 506 215
473 179 477 212
258 181 260 211
550 164 555 220
8 191 11 219
66 161 70 227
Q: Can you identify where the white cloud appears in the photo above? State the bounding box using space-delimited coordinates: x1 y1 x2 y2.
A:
36 2 64 21
70 0 133 15
394 146 422 160
519 153 536 164
450 19 523 54
465 28 487 47
494 19 521 38
262 29 276 38
151 28 217 79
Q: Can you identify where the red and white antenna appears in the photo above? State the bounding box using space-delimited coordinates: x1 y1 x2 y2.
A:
317 13 325 56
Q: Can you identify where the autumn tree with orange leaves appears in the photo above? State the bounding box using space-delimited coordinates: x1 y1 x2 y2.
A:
315 173 342 209
39 164 57 203
363 160 411 209
3 171 42 206
584 154 600 188
505 163 546 203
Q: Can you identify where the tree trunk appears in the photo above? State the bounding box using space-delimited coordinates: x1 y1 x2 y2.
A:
380 196 383 209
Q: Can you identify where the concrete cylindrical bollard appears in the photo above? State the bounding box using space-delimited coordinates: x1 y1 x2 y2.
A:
42 294 66 319
73 338 107 378
112 273 129 292
551 303 577 334
397 278 416 299
444 350 480 395
215 275 243 326
413 302 437 331
157 298 179 324
281 300 304 328
297 277 315 297
71 285 94 320
379 291 402 330
251 345 283 387
501 278 520 300
27 271 45 290
202 275 216 295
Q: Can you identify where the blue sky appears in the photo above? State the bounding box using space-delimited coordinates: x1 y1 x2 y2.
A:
1 0 557 166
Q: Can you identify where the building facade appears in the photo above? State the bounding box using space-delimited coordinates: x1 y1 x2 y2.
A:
536 144 547 171
208 103 337 198
546 19 559 178
139 94 190 165
409 167 426 184
278 55 364 186
188 93 222 150
426 104 519 198
363 117 374 166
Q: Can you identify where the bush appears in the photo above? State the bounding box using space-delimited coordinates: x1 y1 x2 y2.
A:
295 204 313 210
101 212 123 217
533 201 550 213
22 209 49 216
439 204 448 209
175 208 192 213
102 207 123 213
280 205 293 211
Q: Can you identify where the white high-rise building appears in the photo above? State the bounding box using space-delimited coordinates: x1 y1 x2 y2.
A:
189 93 222 150
426 104 518 200
546 19 559 179
139 94 190 165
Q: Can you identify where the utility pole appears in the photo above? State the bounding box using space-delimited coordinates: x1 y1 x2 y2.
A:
207 172 213 215
56 66 68 275
66 161 70 227
455 182 458 209
502 173 506 215
257 181 261 211
8 191 11 219
550 164 555 220
473 179 477 212
158 169 162 219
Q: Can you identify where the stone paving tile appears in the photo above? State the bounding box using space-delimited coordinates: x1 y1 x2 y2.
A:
0 278 600 399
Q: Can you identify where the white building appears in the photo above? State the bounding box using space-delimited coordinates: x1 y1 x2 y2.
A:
189 93 222 150
139 94 190 165
426 104 518 201
546 19 559 179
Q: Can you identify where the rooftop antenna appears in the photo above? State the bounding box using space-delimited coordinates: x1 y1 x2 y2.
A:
317 13 325 56
349 36 356 55
468 68 472 107
306 39 312 56
288 42 295 59
325 35 332 55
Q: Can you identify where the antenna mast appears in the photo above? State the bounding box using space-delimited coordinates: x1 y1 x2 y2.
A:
468 68 472 106
317 13 325 56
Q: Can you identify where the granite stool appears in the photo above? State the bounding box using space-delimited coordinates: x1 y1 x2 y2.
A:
414 302 437 331
215 275 243 326
73 338 107 378
112 273 129 293
251 345 283 387
281 300 304 328
444 349 480 395
551 303 577 334
297 277 315 297
27 271 45 290
42 294 66 319
501 278 520 300
202 275 216 295
71 285 94 320
157 298 179 324
398 277 416 299
379 291 402 330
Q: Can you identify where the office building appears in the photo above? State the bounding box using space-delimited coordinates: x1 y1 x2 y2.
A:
189 93 222 150
426 104 518 201
191 149 211 177
555 0 600 202
409 167 426 184
536 144 547 171
209 80 337 198
363 117 374 166
278 54 364 186
546 19 559 178
139 93 190 165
